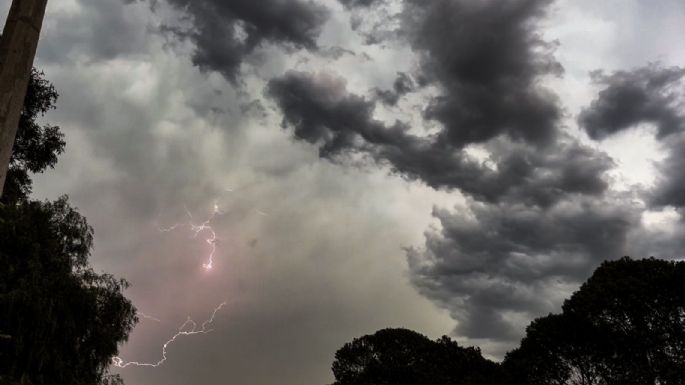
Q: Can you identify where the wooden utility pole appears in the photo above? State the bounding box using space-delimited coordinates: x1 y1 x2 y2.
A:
0 0 48 197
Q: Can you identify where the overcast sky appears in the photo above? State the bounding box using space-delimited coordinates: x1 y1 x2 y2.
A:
4 0 685 384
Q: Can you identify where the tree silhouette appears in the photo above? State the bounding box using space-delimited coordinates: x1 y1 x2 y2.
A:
503 313 610 385
2 68 64 204
0 70 136 385
505 257 685 385
331 258 685 385
330 328 502 385
0 0 50 196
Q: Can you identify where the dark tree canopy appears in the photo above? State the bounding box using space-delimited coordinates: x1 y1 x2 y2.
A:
504 257 685 385
331 258 685 385
0 70 136 385
502 313 611 385
330 328 502 385
0 198 137 385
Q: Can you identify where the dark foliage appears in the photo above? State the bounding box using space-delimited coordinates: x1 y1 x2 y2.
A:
0 198 137 385
0 70 136 385
2 68 65 204
505 257 685 385
330 328 502 385
331 258 685 385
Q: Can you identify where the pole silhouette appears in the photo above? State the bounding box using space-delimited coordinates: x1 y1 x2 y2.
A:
0 0 49 197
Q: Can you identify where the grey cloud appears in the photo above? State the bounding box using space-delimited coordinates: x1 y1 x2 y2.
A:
375 72 414 106
268 0 592 206
38 0 150 64
408 197 639 343
379 137 613 207
403 0 564 147
267 70 613 207
338 0 382 9
138 0 329 81
652 133 685 208
344 0 565 143
579 64 685 140
266 71 392 158
577 64 685 209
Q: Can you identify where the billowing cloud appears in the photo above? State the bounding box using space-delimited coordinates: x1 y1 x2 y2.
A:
267 70 613 206
579 64 685 140
408 196 638 345
266 0 660 351
38 0 151 64
335 0 567 143
578 64 685 209
403 0 563 147
139 0 329 81
654 133 685 208
266 0 601 209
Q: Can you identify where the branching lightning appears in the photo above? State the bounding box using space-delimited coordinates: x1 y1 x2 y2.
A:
113 196 266 371
138 312 162 323
113 301 227 368
159 202 221 270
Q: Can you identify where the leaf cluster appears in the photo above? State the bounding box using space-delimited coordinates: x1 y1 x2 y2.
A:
3 69 65 203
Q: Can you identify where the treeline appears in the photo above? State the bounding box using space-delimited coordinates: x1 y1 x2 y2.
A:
329 257 685 385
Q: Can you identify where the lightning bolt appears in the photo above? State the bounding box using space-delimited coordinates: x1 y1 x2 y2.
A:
138 312 162 323
112 301 227 368
159 202 221 271
113 196 266 370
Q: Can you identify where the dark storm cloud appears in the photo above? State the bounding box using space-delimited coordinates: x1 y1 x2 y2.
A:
579 64 685 140
651 133 685 208
343 0 565 143
267 71 613 207
266 71 399 158
143 0 329 81
578 64 685 209
403 0 564 147
266 0 644 347
384 0 645 344
408 197 638 341
380 136 613 207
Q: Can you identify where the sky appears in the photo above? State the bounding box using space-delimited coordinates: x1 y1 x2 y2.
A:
3 0 685 384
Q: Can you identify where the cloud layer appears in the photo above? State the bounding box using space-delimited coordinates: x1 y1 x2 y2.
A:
148 0 329 81
266 0 685 353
